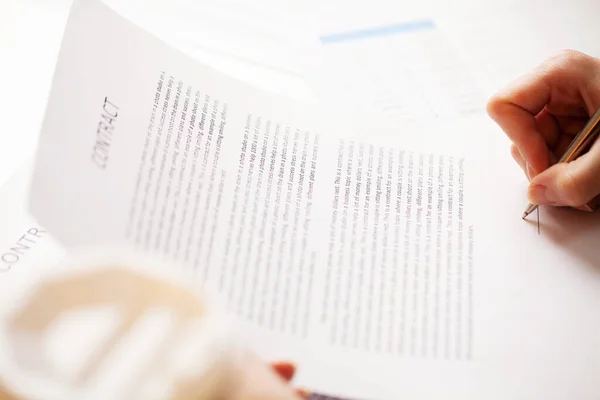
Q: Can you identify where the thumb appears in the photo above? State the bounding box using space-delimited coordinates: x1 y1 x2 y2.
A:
527 140 600 208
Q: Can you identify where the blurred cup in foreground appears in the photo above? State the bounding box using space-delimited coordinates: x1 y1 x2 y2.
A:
0 249 239 400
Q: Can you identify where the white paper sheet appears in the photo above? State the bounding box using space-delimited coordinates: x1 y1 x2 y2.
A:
432 0 600 97
26 0 600 398
0 165 64 284
313 17 487 127
0 0 318 191
104 0 319 100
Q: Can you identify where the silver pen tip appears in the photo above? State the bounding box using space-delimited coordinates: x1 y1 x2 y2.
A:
522 203 537 220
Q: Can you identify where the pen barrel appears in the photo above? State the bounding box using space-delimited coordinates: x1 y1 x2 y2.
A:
560 107 600 162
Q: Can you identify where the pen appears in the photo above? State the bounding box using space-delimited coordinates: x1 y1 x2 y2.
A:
523 106 600 219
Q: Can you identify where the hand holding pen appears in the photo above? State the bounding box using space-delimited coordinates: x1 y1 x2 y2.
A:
487 50 600 215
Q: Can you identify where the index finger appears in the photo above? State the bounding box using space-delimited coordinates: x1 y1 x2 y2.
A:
486 68 554 176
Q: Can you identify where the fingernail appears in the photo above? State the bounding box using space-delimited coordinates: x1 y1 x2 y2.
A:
575 204 594 212
272 362 296 381
295 388 311 398
528 184 557 205
526 163 535 181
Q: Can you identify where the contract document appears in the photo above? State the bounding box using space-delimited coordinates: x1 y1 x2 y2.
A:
0 166 63 280
26 0 600 398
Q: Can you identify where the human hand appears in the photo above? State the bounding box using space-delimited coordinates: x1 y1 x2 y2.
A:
487 49 600 210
